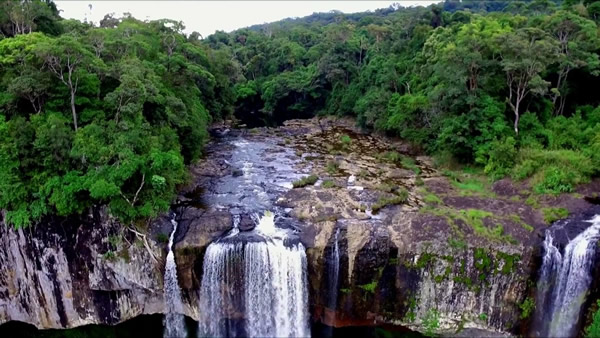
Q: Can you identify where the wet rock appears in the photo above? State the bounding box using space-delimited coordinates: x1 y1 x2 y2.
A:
239 214 256 232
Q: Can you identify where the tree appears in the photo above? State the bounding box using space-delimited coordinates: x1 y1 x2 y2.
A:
543 11 600 115
498 27 558 134
35 35 102 130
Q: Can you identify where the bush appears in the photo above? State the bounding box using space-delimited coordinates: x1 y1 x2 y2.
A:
512 148 594 194
534 166 576 194
292 175 318 188
585 300 600 338
483 137 517 180
326 161 340 175
372 189 409 213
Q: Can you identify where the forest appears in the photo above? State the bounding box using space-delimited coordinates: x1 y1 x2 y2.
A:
1 0 600 231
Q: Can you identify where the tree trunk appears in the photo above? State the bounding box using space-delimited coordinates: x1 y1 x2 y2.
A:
70 88 78 131
513 101 520 135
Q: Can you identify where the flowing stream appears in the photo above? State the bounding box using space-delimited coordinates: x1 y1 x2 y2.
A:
533 215 600 337
163 215 187 338
198 211 309 337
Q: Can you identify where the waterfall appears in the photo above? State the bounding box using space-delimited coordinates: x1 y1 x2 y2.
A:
198 212 310 337
328 228 340 310
163 215 187 338
534 215 600 337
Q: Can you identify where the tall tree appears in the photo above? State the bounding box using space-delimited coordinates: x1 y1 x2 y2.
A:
498 27 558 134
35 35 102 130
543 10 600 115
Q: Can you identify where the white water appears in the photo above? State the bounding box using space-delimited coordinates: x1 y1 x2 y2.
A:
163 215 187 338
536 215 600 337
328 228 340 310
198 212 310 337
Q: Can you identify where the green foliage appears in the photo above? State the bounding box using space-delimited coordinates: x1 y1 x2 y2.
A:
520 297 536 320
423 193 442 205
339 134 352 146
292 175 318 188
321 180 338 189
423 309 440 337
585 300 600 338
372 189 409 213
541 207 569 224
326 161 340 175
156 233 169 244
358 281 378 294
0 11 231 228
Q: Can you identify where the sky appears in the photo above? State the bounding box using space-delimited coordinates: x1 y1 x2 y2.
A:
55 1 438 37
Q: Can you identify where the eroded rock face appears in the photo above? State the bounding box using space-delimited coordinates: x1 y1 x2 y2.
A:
0 208 166 329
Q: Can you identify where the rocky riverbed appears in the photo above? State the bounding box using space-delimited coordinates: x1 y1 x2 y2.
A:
1 117 599 336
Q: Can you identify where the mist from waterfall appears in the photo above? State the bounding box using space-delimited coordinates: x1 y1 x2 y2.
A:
163 215 187 338
198 211 310 337
533 215 600 337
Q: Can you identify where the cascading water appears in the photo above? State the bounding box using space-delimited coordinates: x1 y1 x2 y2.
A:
163 215 187 338
198 211 310 338
328 228 340 311
533 215 600 337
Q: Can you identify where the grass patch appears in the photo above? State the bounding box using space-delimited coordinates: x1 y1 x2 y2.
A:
453 179 486 194
376 182 395 193
321 180 337 189
423 193 442 205
372 189 409 213
542 207 569 224
377 151 402 163
525 196 540 209
340 134 352 147
326 161 340 175
292 175 318 188
509 214 534 232
458 209 515 243
401 157 421 175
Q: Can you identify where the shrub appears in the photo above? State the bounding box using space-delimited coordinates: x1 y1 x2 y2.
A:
534 166 576 194
292 175 318 188
340 134 352 146
585 300 600 338
326 161 340 175
512 148 593 194
376 183 395 193
520 297 535 320
483 137 517 180
372 189 409 213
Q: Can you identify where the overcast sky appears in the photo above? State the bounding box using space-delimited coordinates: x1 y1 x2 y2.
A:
55 1 438 37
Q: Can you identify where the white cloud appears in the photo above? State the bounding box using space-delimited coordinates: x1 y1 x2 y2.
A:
55 1 437 37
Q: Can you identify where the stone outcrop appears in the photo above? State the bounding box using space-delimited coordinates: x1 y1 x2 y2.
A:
0 208 166 329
